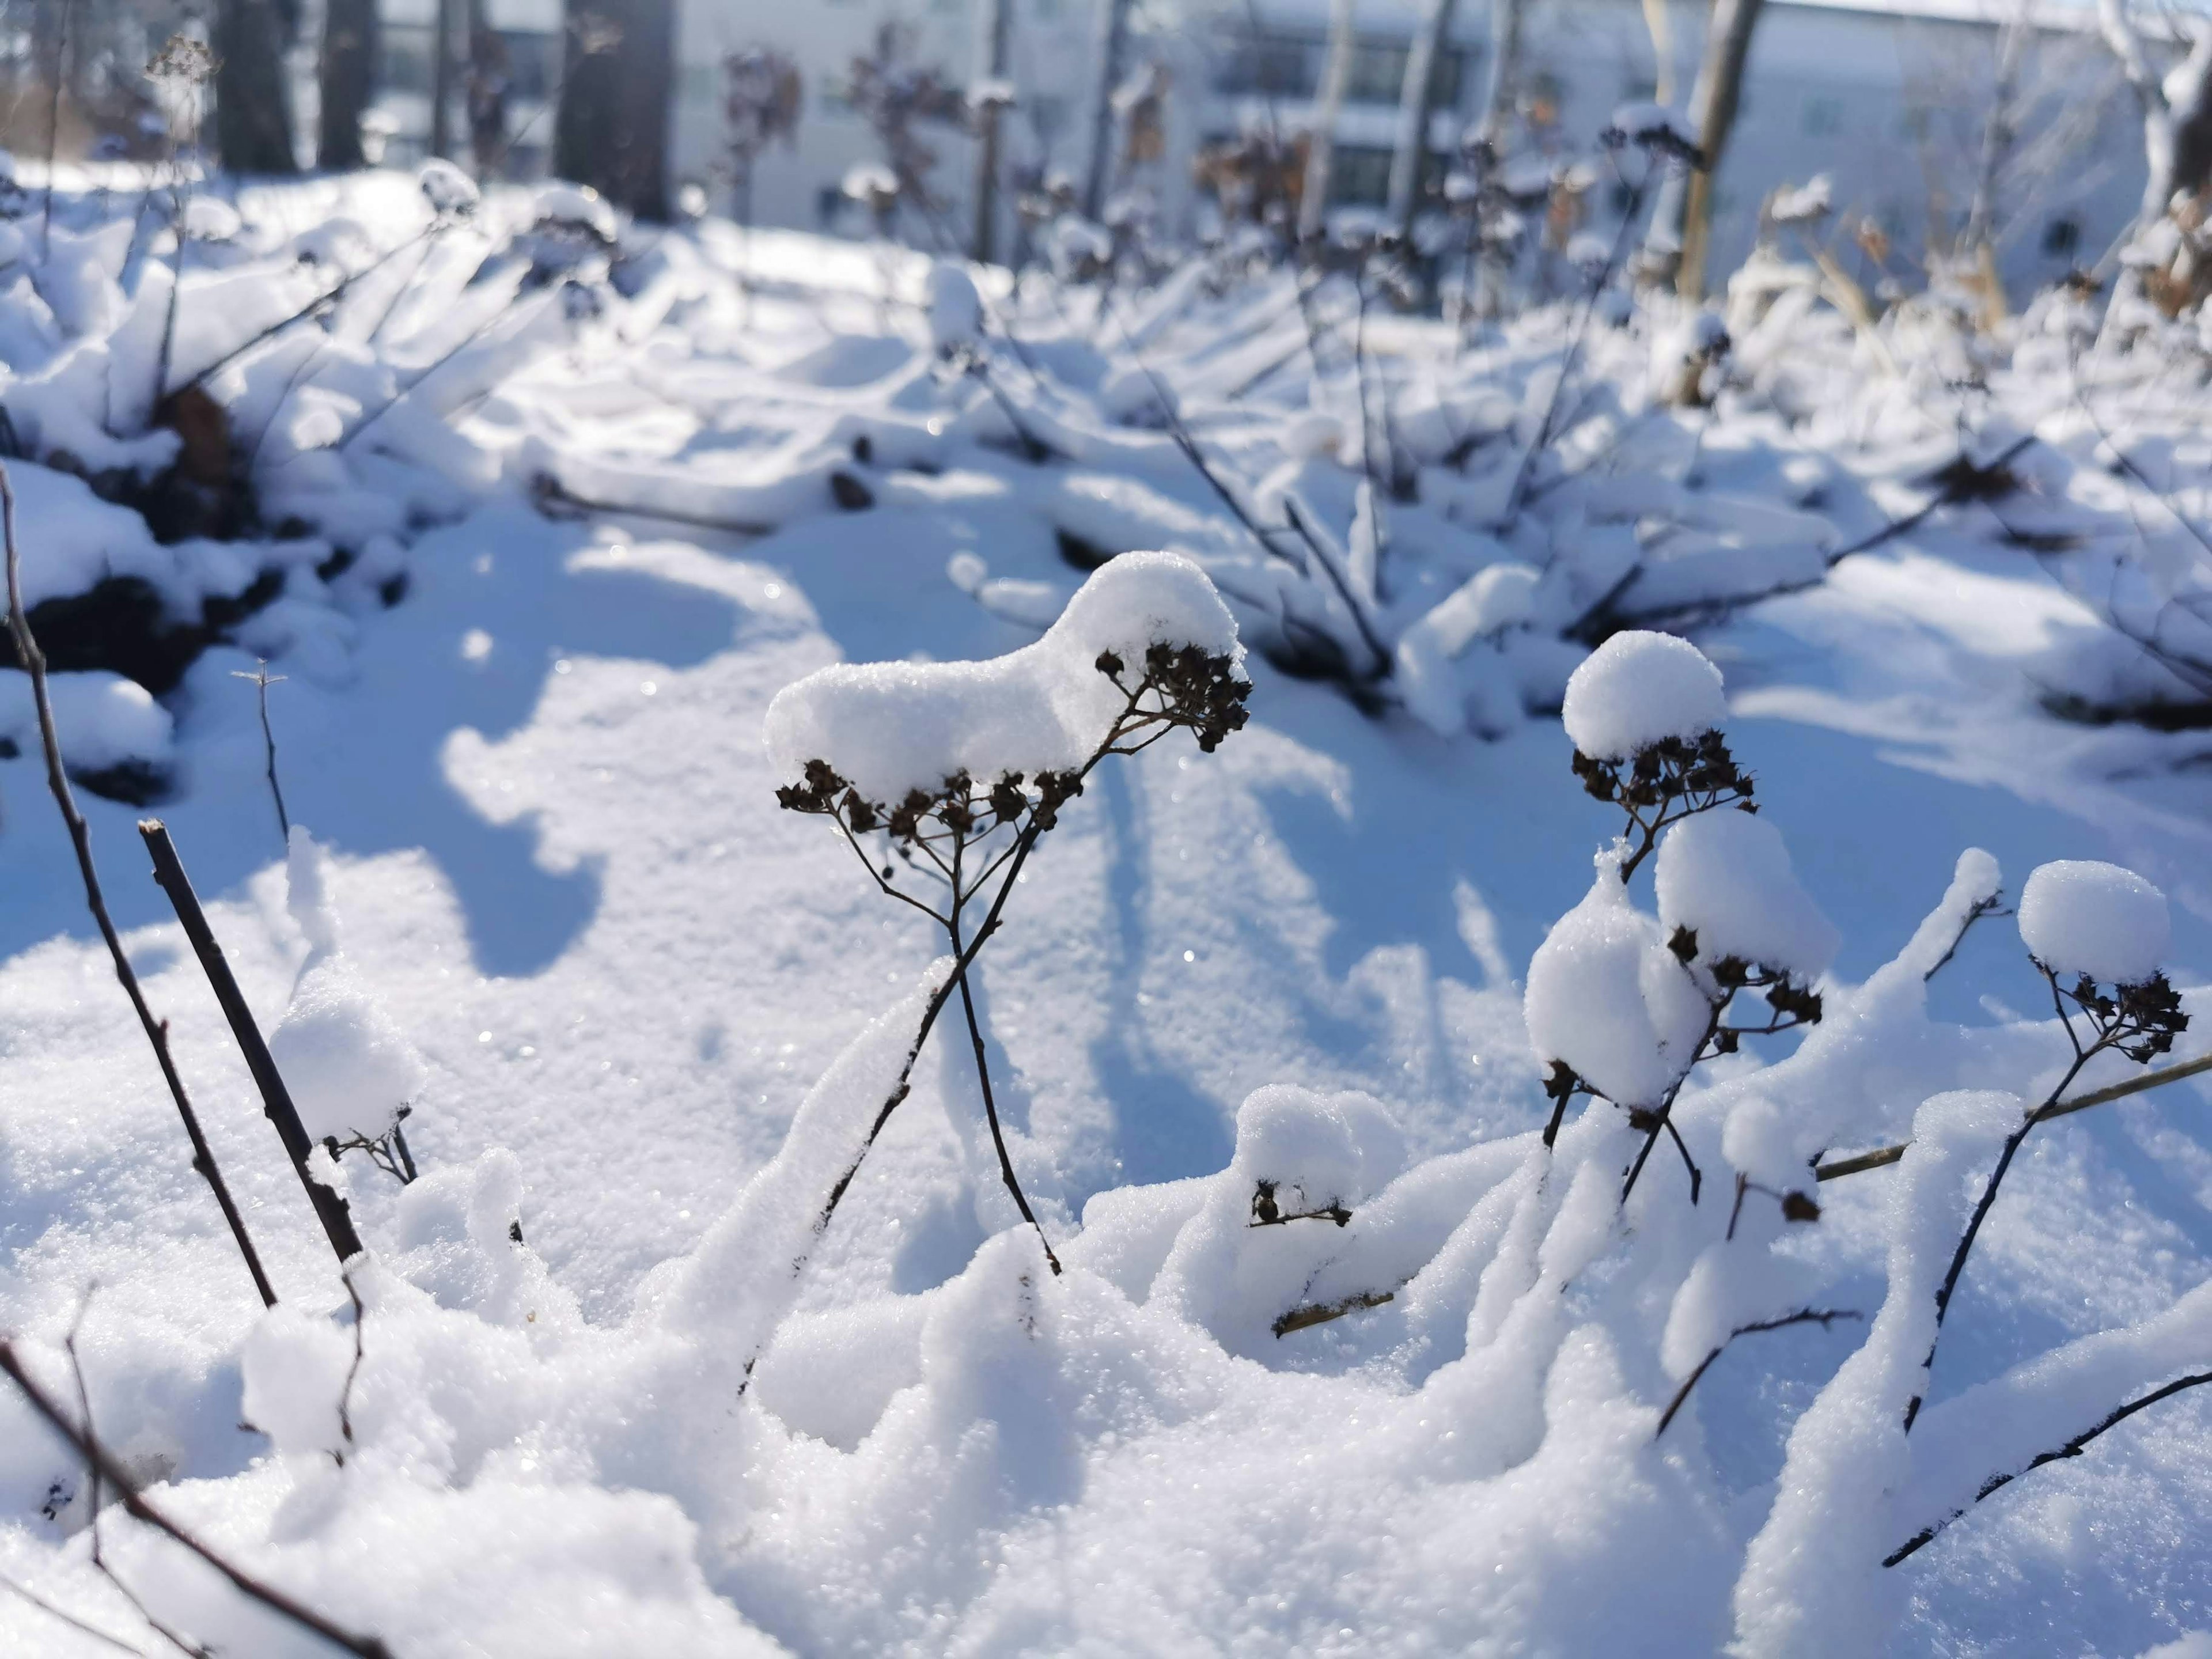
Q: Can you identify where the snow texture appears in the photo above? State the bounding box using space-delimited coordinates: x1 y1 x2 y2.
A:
2018 859 2171 984
1656 808 1840 977
1560 629 1728 759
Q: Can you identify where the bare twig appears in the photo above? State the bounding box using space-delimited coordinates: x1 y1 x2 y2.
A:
0 1567 145 1656
1654 1308 1863 1437
1884 1368 2212 1566
1923 894 2008 983
0 1340 394 1657
1274 1289 1395 1338
0 461 277 1310
231 664 289 843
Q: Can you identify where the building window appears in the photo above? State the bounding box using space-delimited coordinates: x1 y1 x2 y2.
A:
1328 144 1393 206
1214 31 1316 97
2043 214 2081 257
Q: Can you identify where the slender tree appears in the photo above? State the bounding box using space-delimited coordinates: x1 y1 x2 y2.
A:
1388 0 1458 238
214 0 300 174
1646 0 1766 298
1081 0 1131 219
972 0 1013 262
1479 0 1528 147
1298 0 1357 242
2097 0 2212 224
555 0 674 220
318 0 380 169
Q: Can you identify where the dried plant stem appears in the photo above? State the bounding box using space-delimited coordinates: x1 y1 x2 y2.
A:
0 1568 145 1656
1884 1368 2212 1566
1813 1049 2212 1180
0 1341 393 1657
1654 1308 1862 1437
138 820 365 1268
0 461 277 1309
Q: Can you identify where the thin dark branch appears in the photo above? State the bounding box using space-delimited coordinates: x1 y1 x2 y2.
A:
1923 895 2008 983
0 1342 394 1657
138 821 365 1267
0 1568 145 1656
1273 1289 1395 1338
1654 1309 1864 1438
1885 1368 2212 1565
0 461 277 1309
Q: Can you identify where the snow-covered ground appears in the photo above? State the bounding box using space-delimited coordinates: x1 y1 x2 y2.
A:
0 171 2209 1655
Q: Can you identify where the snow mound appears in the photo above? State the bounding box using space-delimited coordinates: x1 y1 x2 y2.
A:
1525 865 1710 1103
0 667 173 772
926 261 982 352
1561 630 1726 759
268 829 427 1143
765 551 1242 802
2017 859 2170 984
1231 1084 1405 1213
1656 810 1839 977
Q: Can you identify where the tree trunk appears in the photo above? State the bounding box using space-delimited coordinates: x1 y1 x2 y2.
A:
972 0 1010 262
1655 0 1765 300
431 0 460 158
555 0 675 221
214 0 300 175
1479 0 1528 146
1298 0 1357 242
318 0 379 169
1961 2 2029 254
1388 0 1457 238
1081 0 1132 220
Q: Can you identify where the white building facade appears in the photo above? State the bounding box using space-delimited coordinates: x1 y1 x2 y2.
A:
373 0 2152 296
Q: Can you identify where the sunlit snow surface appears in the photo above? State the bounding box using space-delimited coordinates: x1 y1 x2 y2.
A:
0 195 2207 1656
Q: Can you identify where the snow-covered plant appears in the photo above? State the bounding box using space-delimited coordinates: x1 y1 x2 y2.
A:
1531 631 1832 1202
770 553 1250 1271
722 46 802 234
269 828 430 1187
845 24 968 231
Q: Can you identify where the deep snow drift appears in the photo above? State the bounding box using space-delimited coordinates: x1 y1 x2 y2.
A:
0 171 2207 1657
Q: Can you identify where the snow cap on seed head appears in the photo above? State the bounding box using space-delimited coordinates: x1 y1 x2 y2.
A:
1561 630 1727 760
2018 860 2169 985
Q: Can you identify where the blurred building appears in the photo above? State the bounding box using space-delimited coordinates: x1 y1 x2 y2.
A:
368 0 2150 294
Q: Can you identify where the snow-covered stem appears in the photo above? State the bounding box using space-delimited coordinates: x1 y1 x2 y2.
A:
138 820 366 1268
0 1340 394 1658
235 662 290 844
0 464 278 1310
1297 0 1357 243
1885 1367 2212 1565
1906 963 2190 1429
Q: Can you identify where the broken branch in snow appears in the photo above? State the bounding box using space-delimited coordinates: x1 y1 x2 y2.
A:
1655 1308 1863 1438
138 820 367 1268
1273 1289 1396 1338
1884 1366 2212 1565
0 1566 143 1656
0 1339 394 1658
0 460 278 1310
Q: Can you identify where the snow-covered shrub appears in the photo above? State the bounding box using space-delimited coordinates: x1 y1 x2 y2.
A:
770 552 1250 1270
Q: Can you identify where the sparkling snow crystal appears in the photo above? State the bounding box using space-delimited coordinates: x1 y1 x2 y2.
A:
2017 859 2170 984
1560 630 1727 760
